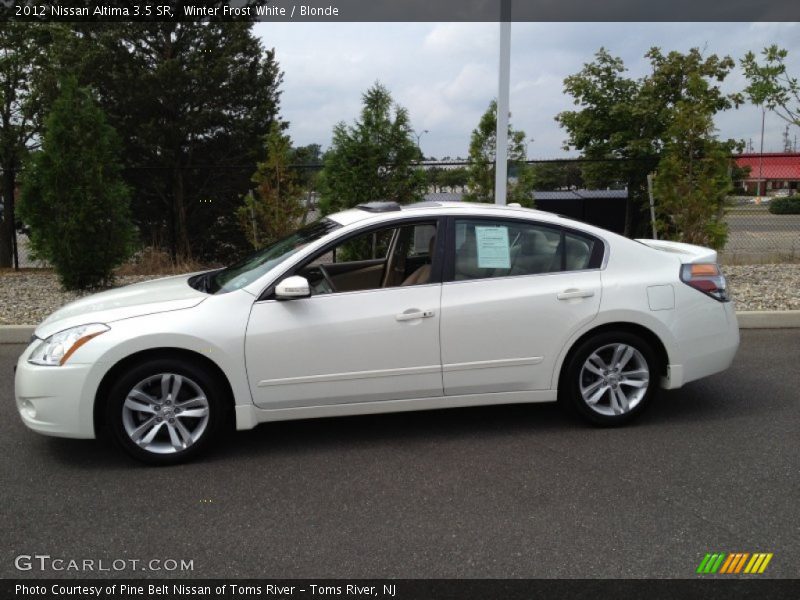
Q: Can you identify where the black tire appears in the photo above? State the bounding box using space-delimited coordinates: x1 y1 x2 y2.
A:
561 331 659 426
105 358 228 465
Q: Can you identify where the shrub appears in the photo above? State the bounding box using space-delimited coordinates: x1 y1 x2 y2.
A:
18 78 135 290
768 196 800 214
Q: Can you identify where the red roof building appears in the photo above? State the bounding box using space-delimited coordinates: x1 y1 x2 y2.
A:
733 153 800 195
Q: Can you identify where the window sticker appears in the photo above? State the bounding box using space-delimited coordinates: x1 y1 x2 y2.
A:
474 226 510 269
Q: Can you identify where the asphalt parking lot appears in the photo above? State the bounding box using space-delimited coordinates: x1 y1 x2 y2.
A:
1 330 798 579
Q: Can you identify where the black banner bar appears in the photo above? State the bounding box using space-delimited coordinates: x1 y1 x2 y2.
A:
3 0 800 22
4 579 800 600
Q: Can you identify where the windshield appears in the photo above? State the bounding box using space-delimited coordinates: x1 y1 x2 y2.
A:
206 219 341 294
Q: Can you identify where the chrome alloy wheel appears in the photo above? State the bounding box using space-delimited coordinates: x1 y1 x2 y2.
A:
579 343 650 417
121 373 210 454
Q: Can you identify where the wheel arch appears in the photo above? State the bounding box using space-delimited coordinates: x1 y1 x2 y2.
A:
555 322 670 393
93 347 236 438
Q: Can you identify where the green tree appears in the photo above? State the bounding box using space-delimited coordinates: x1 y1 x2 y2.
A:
465 100 534 206
741 46 800 127
70 23 283 262
237 122 305 249
557 47 739 236
528 161 585 191
19 78 135 290
438 166 468 193
318 82 425 215
0 23 56 268
654 76 736 249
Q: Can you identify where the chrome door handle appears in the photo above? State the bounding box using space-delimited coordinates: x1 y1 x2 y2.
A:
557 289 595 300
396 309 435 321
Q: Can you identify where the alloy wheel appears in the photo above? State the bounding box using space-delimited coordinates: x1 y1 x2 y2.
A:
579 343 650 417
121 373 210 454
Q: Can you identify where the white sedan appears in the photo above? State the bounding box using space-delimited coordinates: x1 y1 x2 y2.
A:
15 201 739 464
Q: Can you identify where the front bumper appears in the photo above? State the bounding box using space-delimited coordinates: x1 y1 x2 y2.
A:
14 344 96 439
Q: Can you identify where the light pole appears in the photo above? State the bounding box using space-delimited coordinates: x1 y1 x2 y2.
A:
758 106 766 198
494 0 511 205
413 129 429 155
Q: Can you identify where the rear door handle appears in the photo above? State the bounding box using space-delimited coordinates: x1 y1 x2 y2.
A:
557 289 595 300
396 309 435 321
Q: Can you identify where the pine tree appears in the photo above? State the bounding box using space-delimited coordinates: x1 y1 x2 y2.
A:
465 100 534 206
237 122 305 249
319 82 425 214
19 78 135 290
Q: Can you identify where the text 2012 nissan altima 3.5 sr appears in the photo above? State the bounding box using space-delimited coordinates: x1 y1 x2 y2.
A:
15 201 739 464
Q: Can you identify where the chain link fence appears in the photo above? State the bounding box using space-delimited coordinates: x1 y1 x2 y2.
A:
724 153 800 262
421 156 800 263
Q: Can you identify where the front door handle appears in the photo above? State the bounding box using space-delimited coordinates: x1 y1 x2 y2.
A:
396 309 435 321
557 289 595 300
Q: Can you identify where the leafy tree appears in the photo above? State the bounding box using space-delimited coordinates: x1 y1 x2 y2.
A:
741 45 800 127
0 24 57 268
19 78 135 290
438 166 468 192
465 100 534 206
319 82 425 214
654 76 736 249
528 161 585 191
70 23 283 262
424 166 443 193
557 47 739 237
237 122 305 249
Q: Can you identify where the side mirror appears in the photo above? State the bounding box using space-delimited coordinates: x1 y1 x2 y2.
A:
275 275 311 300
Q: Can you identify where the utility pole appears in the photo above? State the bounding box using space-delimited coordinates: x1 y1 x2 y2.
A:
494 0 511 205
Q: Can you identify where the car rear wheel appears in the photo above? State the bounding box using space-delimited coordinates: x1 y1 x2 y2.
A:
106 358 226 465
562 331 658 425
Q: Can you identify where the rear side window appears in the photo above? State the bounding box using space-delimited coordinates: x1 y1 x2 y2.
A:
452 218 601 281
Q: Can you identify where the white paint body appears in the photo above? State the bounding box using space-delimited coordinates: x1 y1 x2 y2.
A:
15 203 740 439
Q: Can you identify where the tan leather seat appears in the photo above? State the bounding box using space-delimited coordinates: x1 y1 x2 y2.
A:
401 235 436 286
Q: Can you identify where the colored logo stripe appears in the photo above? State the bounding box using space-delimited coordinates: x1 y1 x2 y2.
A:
697 552 773 574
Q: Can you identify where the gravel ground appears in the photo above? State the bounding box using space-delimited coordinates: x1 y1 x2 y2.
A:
0 265 798 325
0 272 155 325
723 263 800 311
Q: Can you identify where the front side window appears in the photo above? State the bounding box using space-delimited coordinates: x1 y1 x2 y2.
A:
452 218 598 281
206 219 341 294
296 220 439 295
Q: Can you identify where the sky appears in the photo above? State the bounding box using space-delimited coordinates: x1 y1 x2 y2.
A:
254 22 800 159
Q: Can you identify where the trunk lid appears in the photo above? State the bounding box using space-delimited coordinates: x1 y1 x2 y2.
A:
635 239 718 264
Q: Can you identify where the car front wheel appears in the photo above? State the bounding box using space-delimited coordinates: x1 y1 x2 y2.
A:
106 358 226 465
562 331 658 425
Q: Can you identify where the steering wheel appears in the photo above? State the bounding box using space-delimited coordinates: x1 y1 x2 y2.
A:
317 263 336 294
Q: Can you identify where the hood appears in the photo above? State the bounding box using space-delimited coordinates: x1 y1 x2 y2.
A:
635 239 717 264
35 273 208 339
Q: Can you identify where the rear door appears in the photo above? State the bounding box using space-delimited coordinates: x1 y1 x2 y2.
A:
439 216 604 395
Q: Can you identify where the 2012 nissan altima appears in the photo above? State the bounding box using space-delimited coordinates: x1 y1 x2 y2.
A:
15 201 739 464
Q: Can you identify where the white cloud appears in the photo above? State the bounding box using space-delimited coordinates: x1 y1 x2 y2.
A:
256 22 800 158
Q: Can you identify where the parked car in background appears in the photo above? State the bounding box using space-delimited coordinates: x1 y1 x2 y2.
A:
15 201 739 464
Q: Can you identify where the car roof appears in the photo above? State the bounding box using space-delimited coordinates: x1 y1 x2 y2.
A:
328 200 567 228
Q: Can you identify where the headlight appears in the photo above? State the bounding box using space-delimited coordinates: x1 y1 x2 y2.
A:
28 324 110 366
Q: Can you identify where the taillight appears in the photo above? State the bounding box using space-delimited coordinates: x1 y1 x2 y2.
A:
680 263 729 302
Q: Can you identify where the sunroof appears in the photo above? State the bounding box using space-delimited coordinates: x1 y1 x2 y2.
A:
356 201 402 212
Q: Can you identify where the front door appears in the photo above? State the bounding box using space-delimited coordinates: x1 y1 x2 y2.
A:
245 220 443 409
